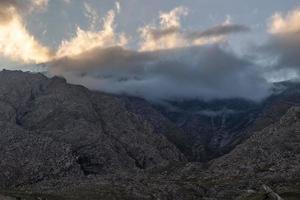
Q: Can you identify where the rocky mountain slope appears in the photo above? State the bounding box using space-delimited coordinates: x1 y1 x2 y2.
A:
0 70 185 188
0 70 299 199
2 103 299 200
207 106 300 199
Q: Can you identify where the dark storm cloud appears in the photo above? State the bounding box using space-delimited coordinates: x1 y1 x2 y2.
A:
49 45 270 101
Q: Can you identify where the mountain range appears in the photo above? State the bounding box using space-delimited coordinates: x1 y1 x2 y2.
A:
0 70 299 200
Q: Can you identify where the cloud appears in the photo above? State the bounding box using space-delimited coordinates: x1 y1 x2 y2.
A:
49 44 270 102
0 0 23 23
187 24 250 39
31 0 48 10
0 14 53 63
0 0 53 63
268 9 300 34
0 0 48 23
115 2 120 14
139 7 250 51
159 6 188 28
260 8 300 79
84 2 100 30
45 5 269 102
139 7 188 51
63 0 71 4
56 4 128 58
0 3 272 101
0 1 127 63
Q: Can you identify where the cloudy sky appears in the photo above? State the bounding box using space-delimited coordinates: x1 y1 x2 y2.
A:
0 0 300 101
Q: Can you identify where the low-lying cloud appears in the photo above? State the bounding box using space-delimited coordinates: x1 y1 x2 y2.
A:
50 44 270 101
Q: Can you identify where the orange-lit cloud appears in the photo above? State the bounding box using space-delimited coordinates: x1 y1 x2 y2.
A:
0 14 53 63
56 4 128 58
269 8 300 34
139 7 249 51
0 0 127 64
139 7 188 51
0 1 53 64
0 2 249 65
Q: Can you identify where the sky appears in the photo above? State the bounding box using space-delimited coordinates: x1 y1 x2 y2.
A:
0 0 300 102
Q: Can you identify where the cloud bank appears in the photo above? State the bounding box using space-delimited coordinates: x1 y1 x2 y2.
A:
44 6 269 101
50 44 270 101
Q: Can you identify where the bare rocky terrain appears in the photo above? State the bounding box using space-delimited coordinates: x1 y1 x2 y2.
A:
0 70 299 200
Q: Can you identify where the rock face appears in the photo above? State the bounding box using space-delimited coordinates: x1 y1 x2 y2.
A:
0 70 185 188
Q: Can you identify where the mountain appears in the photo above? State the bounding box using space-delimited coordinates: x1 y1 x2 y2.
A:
151 81 300 161
0 70 299 200
153 98 262 161
0 70 185 187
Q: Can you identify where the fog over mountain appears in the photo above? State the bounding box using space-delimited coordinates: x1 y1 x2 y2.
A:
50 45 270 101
